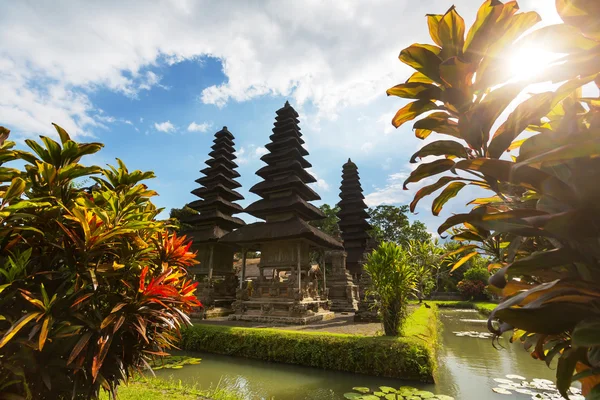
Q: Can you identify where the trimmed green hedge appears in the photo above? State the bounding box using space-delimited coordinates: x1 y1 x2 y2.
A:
181 306 438 382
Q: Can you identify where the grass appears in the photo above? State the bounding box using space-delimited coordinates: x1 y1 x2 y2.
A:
99 377 243 400
423 300 497 315
181 305 438 382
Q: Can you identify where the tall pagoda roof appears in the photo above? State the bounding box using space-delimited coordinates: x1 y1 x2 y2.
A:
337 158 371 266
245 101 324 221
221 101 341 249
183 126 245 241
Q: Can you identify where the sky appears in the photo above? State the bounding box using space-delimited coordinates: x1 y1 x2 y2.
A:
0 0 561 236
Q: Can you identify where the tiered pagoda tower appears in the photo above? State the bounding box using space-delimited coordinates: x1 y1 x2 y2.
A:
222 101 343 324
337 159 371 277
183 126 245 318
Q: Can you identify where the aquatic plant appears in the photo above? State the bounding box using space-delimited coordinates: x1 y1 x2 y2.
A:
388 0 600 396
344 385 454 400
491 375 583 399
0 125 200 399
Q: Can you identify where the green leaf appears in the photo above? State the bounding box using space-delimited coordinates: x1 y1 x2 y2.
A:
451 251 479 272
463 81 528 152
3 177 26 203
0 312 42 348
403 159 455 189
572 319 600 347
352 387 371 394
412 112 459 139
439 56 473 90
463 0 504 62
40 136 62 166
392 100 440 128
521 23 598 54
399 44 442 83
507 248 583 277
557 348 586 398
454 159 578 206
410 140 467 163
52 123 71 144
517 140 600 166
437 6 465 57
406 71 434 84
409 176 465 212
386 82 443 101
426 14 444 47
432 181 466 216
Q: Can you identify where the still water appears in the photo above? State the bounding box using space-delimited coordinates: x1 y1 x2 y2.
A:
155 309 567 399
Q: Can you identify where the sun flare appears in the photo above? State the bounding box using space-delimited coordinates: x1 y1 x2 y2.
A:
508 47 563 82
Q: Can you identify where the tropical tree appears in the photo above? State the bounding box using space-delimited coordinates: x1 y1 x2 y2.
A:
389 0 600 397
0 125 200 399
368 205 430 245
406 239 443 302
310 203 341 239
364 242 417 336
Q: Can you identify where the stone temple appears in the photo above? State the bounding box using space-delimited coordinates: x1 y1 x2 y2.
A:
182 126 245 318
221 101 343 324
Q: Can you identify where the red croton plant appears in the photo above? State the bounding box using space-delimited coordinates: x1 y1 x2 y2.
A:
389 0 600 398
0 125 200 399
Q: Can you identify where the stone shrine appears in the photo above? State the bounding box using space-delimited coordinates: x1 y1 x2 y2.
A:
221 101 343 324
324 250 359 312
182 126 245 318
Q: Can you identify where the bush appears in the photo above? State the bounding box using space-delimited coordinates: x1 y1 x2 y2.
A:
389 0 600 393
0 125 200 399
457 280 486 301
463 267 489 283
181 306 438 382
364 242 417 336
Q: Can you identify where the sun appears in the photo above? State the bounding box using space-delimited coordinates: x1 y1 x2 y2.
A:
507 47 563 82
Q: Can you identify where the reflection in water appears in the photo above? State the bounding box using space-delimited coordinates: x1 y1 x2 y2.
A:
436 309 569 400
155 309 572 399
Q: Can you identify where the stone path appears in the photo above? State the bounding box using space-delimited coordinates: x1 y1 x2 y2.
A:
193 312 383 336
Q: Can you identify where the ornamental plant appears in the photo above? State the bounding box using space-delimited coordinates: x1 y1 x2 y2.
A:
389 0 600 397
364 242 417 336
0 125 200 399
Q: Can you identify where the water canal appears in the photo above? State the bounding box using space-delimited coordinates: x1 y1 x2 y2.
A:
155 309 579 399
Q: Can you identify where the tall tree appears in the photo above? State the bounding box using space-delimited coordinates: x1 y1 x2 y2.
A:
368 205 431 245
310 204 341 239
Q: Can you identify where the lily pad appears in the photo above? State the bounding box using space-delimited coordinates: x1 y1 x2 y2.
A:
493 378 515 384
384 394 397 400
361 396 381 400
352 387 371 394
492 387 512 395
506 374 526 380
435 396 455 400
380 386 397 394
373 392 385 397
414 390 435 398
344 394 362 400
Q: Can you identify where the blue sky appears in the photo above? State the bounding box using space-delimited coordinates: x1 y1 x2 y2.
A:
0 0 560 235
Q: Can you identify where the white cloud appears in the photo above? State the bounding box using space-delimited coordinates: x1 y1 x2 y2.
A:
154 120 176 133
307 168 330 192
0 0 558 139
235 146 248 164
360 142 373 152
365 171 410 207
254 147 268 156
187 121 212 133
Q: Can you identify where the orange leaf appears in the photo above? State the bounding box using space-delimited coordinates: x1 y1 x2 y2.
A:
0 312 42 348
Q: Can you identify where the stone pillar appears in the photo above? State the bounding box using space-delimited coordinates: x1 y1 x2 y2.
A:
325 250 358 312
354 270 379 322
